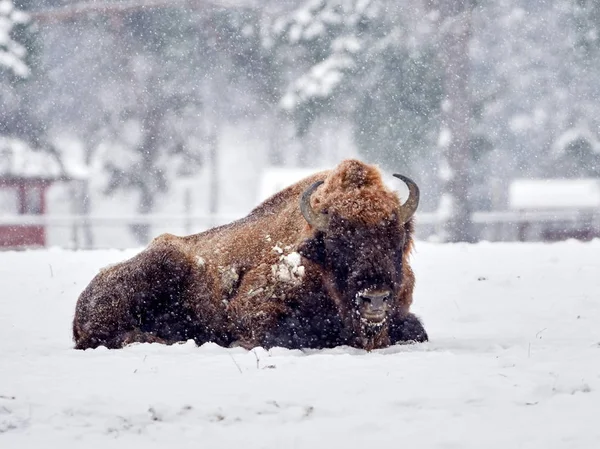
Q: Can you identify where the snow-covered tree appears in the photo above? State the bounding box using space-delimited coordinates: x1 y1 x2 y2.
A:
572 0 600 53
428 0 476 242
0 0 41 173
8 0 600 245
0 0 29 78
268 0 442 183
470 0 600 181
427 0 600 239
22 2 283 243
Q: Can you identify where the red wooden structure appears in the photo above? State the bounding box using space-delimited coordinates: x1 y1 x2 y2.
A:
0 176 53 247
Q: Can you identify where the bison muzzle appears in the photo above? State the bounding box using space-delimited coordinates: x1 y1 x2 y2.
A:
73 159 428 350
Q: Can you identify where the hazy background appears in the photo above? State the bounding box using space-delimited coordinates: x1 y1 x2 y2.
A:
2 0 600 247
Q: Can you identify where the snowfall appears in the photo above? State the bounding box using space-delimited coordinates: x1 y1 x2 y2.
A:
1 240 600 448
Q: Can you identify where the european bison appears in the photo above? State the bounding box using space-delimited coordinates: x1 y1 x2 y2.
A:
73 159 427 350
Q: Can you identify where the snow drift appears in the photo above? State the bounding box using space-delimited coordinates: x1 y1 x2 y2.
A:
1 241 599 448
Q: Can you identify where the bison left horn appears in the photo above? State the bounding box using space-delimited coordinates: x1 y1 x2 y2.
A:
300 180 330 232
393 174 420 223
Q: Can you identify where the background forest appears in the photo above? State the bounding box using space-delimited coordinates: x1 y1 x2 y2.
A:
2 0 600 245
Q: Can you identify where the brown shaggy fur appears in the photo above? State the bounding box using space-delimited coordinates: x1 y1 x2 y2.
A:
73 159 427 350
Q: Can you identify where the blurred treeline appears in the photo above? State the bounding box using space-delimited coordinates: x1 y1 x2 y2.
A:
2 0 600 241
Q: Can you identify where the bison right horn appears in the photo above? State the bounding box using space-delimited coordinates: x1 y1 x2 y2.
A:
300 180 330 232
393 174 420 223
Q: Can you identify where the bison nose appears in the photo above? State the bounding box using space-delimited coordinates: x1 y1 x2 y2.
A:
359 290 391 311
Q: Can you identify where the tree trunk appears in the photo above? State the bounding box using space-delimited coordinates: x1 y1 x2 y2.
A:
130 105 163 245
434 0 475 242
208 124 219 225
79 180 94 249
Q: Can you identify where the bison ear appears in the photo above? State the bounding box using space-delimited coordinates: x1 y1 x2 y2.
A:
297 235 326 265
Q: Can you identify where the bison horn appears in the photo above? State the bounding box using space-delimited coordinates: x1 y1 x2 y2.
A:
300 180 330 232
393 174 420 223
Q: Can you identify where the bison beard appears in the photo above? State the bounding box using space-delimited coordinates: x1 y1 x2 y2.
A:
73 159 428 350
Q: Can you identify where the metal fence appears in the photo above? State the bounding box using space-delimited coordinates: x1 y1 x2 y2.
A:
1 209 599 249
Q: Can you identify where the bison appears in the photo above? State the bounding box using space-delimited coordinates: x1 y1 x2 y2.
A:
73 159 427 351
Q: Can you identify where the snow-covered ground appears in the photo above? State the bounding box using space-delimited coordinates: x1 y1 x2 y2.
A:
1 241 600 448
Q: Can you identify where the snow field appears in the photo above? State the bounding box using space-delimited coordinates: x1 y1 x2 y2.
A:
1 241 600 448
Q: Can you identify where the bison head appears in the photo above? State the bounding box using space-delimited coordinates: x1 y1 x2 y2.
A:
298 165 419 349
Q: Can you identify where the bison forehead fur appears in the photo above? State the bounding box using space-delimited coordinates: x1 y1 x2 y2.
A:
72 159 428 351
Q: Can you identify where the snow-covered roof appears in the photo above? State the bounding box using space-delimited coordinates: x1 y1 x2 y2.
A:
509 178 600 210
0 137 72 180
